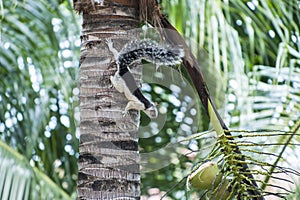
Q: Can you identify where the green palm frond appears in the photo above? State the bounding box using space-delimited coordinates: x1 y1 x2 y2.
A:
183 127 300 199
1 0 79 196
238 65 300 130
0 140 71 200
156 0 300 199
1 0 78 146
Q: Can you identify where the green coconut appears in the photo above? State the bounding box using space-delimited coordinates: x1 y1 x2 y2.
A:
188 161 222 190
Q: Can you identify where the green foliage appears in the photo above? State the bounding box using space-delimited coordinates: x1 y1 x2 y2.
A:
0 140 71 200
0 0 79 198
1 0 299 199
140 0 300 199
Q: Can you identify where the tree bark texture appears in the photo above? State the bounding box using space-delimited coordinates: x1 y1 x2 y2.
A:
74 0 141 199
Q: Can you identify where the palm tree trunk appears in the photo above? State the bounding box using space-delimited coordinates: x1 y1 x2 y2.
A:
74 0 141 199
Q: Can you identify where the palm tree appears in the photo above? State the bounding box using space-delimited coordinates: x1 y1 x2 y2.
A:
73 0 142 199
1 0 299 199
75 0 300 199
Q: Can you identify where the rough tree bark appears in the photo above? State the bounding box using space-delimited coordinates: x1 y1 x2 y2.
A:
74 0 141 199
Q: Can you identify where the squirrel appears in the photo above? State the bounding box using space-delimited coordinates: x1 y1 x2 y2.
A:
106 39 184 118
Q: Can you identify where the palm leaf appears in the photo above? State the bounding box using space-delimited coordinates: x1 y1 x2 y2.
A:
151 0 300 199
1 0 79 196
0 140 71 200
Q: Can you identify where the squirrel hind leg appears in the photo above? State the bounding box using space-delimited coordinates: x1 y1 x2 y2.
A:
124 101 158 119
124 101 145 113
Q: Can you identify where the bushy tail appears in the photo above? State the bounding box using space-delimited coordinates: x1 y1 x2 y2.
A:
117 39 184 70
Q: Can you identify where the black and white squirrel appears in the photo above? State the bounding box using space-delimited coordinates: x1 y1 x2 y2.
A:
106 39 184 118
